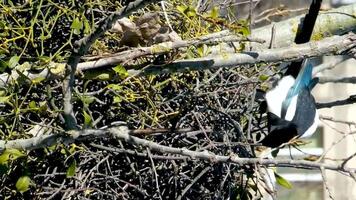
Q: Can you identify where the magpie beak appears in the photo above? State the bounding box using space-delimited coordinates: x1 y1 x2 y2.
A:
260 61 319 148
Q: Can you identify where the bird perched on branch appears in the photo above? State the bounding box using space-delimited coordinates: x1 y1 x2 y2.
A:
259 0 322 148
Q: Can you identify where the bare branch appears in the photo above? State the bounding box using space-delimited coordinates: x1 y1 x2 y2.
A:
140 33 356 75
77 31 265 71
2 126 356 175
316 94 356 109
318 76 356 84
313 56 349 75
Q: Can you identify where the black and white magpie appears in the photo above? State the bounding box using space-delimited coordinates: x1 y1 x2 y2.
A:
260 60 319 147
260 0 322 147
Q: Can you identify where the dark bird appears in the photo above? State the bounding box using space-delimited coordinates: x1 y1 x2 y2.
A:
260 0 322 148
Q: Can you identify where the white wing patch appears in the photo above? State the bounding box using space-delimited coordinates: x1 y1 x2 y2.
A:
285 95 298 121
265 76 295 118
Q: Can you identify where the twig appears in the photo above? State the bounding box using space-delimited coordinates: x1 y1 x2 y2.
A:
320 167 334 200
313 56 349 75
341 151 356 169
316 94 356 109
90 143 187 160
177 166 211 200
318 76 356 84
147 148 163 200
160 1 173 31
319 115 356 126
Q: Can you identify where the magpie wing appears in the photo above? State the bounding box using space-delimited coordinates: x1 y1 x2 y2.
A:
281 62 313 118
260 112 298 148
291 87 317 137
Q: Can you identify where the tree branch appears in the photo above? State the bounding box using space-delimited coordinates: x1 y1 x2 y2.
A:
1 126 356 176
77 31 265 71
140 33 356 75
317 94 356 109
318 76 356 84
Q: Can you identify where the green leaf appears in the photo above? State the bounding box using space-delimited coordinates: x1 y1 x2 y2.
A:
38 101 48 112
0 60 8 73
32 76 45 84
275 172 293 189
66 160 76 177
83 70 114 80
259 74 269 81
112 64 128 79
113 96 122 103
80 95 95 107
0 95 11 104
71 17 83 35
176 5 196 18
186 6 196 18
28 101 37 109
0 149 25 165
38 56 51 64
8 55 19 69
16 176 31 193
83 110 92 127
176 5 187 14
83 17 91 34
210 7 219 19
106 84 123 91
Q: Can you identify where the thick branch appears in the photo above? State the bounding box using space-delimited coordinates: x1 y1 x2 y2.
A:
140 33 356 75
1 126 356 175
77 31 265 71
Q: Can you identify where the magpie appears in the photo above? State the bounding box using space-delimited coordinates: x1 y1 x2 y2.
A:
259 0 322 148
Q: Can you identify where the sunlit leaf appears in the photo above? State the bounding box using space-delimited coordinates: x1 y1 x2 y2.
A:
112 64 128 79
83 17 91 34
0 149 25 165
83 70 114 80
83 110 92 127
275 172 293 189
176 5 187 14
106 84 122 91
259 74 269 81
16 176 31 193
80 95 95 107
113 96 122 103
210 7 219 19
66 160 76 177
32 76 45 84
0 95 11 104
8 55 19 69
28 101 37 109
71 17 83 35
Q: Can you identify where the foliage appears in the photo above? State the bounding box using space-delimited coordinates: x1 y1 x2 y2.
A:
0 0 278 199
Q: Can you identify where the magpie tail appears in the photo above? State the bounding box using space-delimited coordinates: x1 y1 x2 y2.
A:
285 0 322 78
